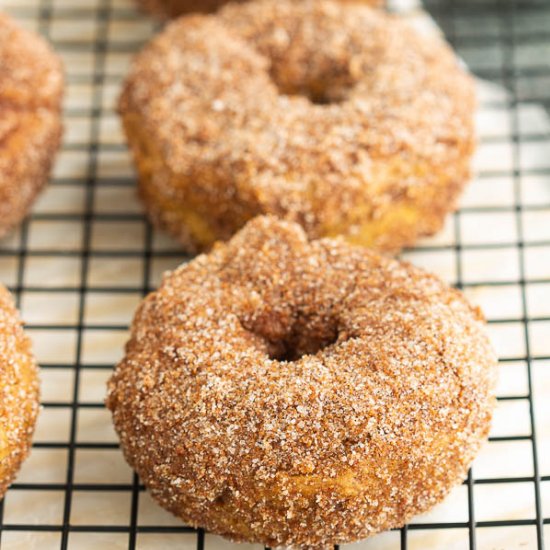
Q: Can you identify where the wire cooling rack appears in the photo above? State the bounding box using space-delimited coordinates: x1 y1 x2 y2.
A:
0 0 549 548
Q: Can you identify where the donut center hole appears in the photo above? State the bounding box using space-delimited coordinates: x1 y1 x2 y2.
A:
273 77 350 105
280 82 344 105
268 60 356 105
265 318 340 362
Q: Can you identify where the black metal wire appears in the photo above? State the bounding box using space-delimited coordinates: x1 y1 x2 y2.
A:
500 1 545 548
58 1 112 546
440 1 480 546
0 0 549 548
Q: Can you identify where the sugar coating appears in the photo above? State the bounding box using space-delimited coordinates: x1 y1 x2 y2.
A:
0 284 40 500
0 13 63 238
120 0 475 254
107 216 497 548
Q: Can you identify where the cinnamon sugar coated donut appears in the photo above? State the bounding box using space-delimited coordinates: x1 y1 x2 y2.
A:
120 0 476 254
0 284 40 500
107 216 497 548
0 13 63 239
135 0 383 19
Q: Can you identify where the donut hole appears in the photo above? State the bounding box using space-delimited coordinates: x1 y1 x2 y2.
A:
270 70 355 105
266 49 357 105
249 313 342 362
274 79 351 105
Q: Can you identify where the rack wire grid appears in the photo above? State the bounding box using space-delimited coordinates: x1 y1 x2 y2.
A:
0 0 549 548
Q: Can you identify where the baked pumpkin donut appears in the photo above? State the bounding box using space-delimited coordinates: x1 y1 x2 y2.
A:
0 13 63 239
135 0 383 19
120 0 475 254
107 216 497 548
0 284 40 500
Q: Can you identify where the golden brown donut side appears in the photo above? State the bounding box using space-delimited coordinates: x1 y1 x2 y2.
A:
0 284 40 500
135 0 384 19
0 13 64 239
120 0 476 255
107 216 497 547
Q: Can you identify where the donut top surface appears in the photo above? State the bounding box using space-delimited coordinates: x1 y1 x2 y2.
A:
121 0 475 221
108 216 497 544
0 284 39 498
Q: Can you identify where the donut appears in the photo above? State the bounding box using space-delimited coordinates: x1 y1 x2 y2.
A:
119 0 475 254
135 0 383 19
0 284 40 500
0 13 63 239
107 216 497 548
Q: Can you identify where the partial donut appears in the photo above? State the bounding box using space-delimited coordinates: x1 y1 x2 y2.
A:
0 284 40 500
0 13 63 239
119 0 476 254
107 216 497 548
135 0 383 19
